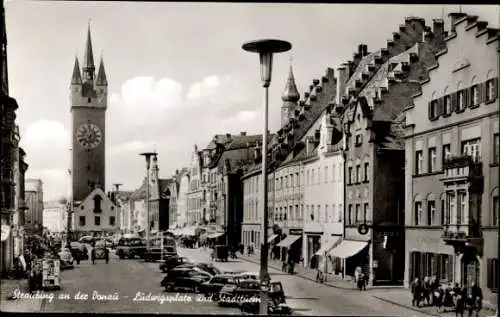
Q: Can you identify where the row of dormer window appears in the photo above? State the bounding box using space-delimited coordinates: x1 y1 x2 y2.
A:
428 78 498 121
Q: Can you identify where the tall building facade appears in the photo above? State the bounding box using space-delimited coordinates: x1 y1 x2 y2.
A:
187 145 203 226
71 24 107 202
43 201 67 233
404 12 499 302
25 179 44 235
176 168 190 228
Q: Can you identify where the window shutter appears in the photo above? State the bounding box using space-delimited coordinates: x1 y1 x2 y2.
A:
492 78 498 101
468 86 475 106
481 81 487 103
451 92 458 112
428 101 433 119
463 88 469 108
487 259 492 289
437 97 444 116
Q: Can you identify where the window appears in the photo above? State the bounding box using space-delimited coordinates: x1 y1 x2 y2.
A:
338 204 343 222
355 134 362 146
442 144 451 165
447 191 456 225
79 216 85 226
110 216 116 226
324 166 328 183
494 134 499 165
487 258 498 292
458 191 467 225
444 95 452 115
457 90 465 111
429 100 438 119
462 138 481 161
93 195 102 213
427 200 436 226
415 151 423 174
364 163 369 182
363 203 369 222
492 196 499 226
348 204 353 225
414 202 422 225
356 165 361 183
95 216 101 226
348 167 353 184
355 204 361 223
317 168 320 184
325 205 328 222
485 79 497 102
428 147 437 172
471 85 480 106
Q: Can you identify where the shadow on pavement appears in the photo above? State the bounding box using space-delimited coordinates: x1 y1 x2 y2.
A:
286 296 319 301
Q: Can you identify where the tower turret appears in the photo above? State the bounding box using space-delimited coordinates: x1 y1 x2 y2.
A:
82 22 95 82
71 56 82 85
281 63 300 127
96 57 107 86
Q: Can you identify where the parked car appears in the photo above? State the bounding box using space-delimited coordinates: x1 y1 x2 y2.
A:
218 279 260 307
221 270 245 276
161 267 212 292
116 237 146 259
58 248 74 269
79 236 95 245
144 236 178 262
239 281 290 315
159 256 193 272
175 262 222 276
235 272 260 280
198 274 237 300
69 242 88 260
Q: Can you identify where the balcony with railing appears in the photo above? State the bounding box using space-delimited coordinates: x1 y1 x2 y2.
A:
441 155 483 185
442 222 483 252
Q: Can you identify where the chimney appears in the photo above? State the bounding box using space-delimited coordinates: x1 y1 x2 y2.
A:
448 12 467 33
353 52 362 67
361 44 369 57
336 64 349 106
432 19 445 44
240 131 247 136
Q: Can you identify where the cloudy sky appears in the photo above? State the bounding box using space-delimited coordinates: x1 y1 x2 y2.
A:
5 1 499 200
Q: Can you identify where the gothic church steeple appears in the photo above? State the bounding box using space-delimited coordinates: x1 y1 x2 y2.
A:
96 56 107 86
281 61 300 127
71 56 82 85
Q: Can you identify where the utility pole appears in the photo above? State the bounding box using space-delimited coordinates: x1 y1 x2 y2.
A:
113 183 122 233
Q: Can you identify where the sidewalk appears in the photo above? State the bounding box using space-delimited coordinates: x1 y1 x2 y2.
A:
0 278 44 312
240 251 497 317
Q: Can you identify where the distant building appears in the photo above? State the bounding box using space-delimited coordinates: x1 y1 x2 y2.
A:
403 12 499 301
25 179 44 235
186 145 204 227
43 201 67 233
175 168 190 228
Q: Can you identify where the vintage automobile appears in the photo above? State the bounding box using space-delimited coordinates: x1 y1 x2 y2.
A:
219 279 285 310
116 237 146 259
69 242 88 260
198 274 237 300
91 240 110 262
235 272 260 280
79 236 95 245
239 281 290 315
211 245 228 262
58 248 74 269
161 267 212 292
175 262 222 276
143 236 178 262
159 256 193 272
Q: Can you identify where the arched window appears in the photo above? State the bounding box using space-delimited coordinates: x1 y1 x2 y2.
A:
456 81 465 112
426 193 437 226
413 194 422 225
485 70 498 103
492 187 499 226
470 76 481 107
93 195 102 213
443 86 452 115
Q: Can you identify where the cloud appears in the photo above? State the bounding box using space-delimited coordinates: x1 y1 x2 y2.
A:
108 140 159 155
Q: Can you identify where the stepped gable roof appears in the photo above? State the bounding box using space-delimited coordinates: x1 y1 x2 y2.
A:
226 134 263 150
345 51 379 89
377 120 406 151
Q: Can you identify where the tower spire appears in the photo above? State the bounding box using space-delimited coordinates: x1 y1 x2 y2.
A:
71 56 82 85
96 53 107 86
281 60 300 102
82 19 95 81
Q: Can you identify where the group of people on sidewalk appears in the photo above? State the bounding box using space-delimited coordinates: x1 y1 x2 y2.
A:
411 276 484 317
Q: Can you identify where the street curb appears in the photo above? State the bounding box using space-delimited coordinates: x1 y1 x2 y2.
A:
239 255 358 291
371 296 441 317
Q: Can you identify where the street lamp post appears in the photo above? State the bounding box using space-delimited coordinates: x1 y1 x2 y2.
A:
242 39 291 315
139 152 156 251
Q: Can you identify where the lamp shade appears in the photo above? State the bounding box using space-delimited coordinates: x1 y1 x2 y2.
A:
242 39 292 88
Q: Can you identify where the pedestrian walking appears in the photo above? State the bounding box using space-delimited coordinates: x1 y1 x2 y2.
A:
357 273 365 291
455 286 466 317
411 277 422 307
468 283 483 317
362 273 369 291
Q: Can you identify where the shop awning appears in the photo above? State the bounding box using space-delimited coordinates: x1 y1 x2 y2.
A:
315 236 342 256
276 235 301 248
1 225 11 241
267 234 278 244
207 232 225 239
328 240 368 259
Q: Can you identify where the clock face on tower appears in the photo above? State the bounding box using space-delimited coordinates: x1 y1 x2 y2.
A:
76 123 103 149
